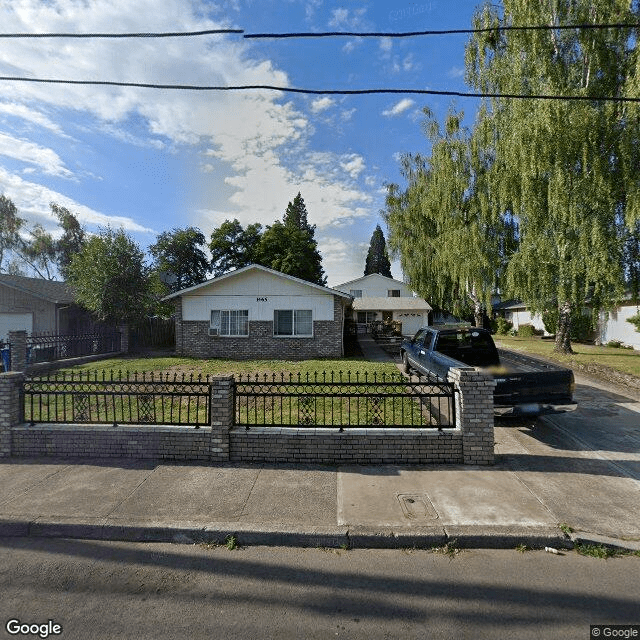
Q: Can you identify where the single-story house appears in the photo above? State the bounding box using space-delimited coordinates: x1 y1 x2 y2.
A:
334 273 432 337
597 298 640 350
0 274 97 340
164 264 352 359
492 299 549 334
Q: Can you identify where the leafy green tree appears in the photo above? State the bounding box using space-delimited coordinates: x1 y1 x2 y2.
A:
464 0 640 353
364 225 392 278
259 193 327 286
52 204 86 280
385 108 516 327
209 219 263 277
67 228 152 325
150 226 210 292
0 195 25 273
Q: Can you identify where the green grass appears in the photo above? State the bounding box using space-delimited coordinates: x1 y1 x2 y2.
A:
494 336 640 379
55 355 402 380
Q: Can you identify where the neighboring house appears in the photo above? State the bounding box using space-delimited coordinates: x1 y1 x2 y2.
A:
493 299 548 334
164 264 352 359
334 273 432 337
597 297 640 350
0 274 97 340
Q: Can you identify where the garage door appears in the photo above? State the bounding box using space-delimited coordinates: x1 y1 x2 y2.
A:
0 313 33 341
396 313 425 337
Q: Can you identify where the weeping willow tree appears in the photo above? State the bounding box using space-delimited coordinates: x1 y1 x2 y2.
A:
384 106 517 327
465 0 640 353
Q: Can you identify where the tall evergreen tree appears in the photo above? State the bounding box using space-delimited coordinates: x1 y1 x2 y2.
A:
464 0 640 353
259 193 327 285
364 225 392 277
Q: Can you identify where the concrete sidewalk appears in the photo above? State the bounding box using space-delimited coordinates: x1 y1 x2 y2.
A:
1 439 638 550
1 336 638 552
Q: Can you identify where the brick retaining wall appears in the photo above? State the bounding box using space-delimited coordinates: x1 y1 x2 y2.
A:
1 369 495 465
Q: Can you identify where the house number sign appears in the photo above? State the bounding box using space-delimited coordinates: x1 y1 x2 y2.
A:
256 297 268 302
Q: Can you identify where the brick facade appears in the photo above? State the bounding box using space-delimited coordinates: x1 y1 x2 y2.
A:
2 369 495 465
176 294 344 360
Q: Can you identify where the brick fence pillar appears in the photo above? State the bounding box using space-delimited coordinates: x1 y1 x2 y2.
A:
0 372 25 457
8 330 27 372
118 325 129 354
448 367 496 465
209 376 233 462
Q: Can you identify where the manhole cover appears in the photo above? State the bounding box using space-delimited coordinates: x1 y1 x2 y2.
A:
396 493 439 519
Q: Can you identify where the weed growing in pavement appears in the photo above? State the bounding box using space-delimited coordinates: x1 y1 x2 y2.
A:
559 523 574 536
516 544 530 553
574 543 639 559
225 535 239 551
432 539 461 559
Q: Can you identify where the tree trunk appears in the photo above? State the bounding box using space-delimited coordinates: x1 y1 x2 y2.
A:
554 301 574 354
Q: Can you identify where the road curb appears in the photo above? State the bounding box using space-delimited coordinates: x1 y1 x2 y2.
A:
9 518 638 551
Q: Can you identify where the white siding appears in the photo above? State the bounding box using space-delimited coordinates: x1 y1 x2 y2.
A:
335 274 413 298
181 271 336 323
599 305 640 349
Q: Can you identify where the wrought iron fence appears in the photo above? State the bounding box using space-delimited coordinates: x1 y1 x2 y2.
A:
26 331 122 364
235 370 456 430
24 371 210 428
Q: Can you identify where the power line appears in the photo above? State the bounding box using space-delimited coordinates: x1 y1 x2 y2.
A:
0 29 243 38
1 75 639 103
244 23 640 39
0 22 639 39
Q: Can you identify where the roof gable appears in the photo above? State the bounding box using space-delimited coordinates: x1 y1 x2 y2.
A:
335 273 406 289
0 274 75 304
163 264 351 300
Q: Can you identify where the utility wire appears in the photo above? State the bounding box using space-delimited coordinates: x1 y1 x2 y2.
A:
0 23 639 39
244 23 640 39
0 76 639 103
0 29 243 38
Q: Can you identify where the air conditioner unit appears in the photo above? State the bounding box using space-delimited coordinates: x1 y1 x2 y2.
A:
208 328 219 336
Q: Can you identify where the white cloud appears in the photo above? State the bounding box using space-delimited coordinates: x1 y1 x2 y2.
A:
379 37 393 53
0 0 375 268
0 132 73 178
328 7 369 30
0 168 154 234
310 97 335 114
448 66 465 78
340 154 365 179
382 99 416 117
0 102 67 136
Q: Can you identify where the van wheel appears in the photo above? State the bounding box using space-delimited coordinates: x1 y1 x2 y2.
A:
402 352 411 375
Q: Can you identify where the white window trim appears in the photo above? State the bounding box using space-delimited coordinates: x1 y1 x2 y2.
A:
273 309 314 338
210 309 250 337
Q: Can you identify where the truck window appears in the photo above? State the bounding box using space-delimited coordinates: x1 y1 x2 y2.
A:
435 330 499 366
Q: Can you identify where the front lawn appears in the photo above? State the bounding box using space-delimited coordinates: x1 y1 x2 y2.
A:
54 354 402 380
494 335 640 379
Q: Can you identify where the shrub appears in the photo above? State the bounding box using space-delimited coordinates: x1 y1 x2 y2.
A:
626 313 640 332
542 307 595 341
494 317 513 335
517 324 536 337
607 340 622 348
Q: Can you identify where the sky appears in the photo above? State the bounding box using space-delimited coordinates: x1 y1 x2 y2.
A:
0 0 485 287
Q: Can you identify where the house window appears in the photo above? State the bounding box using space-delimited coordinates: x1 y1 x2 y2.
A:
210 310 249 336
388 289 401 297
274 310 313 336
350 289 363 298
357 311 376 323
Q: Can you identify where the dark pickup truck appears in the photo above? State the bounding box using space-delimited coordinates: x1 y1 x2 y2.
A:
400 325 576 415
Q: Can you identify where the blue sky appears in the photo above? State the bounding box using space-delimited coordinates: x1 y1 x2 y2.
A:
0 0 484 286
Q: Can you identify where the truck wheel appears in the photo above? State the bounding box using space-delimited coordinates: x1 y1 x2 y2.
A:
402 352 411 375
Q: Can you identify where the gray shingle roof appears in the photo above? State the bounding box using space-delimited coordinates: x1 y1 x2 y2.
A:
0 274 75 304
